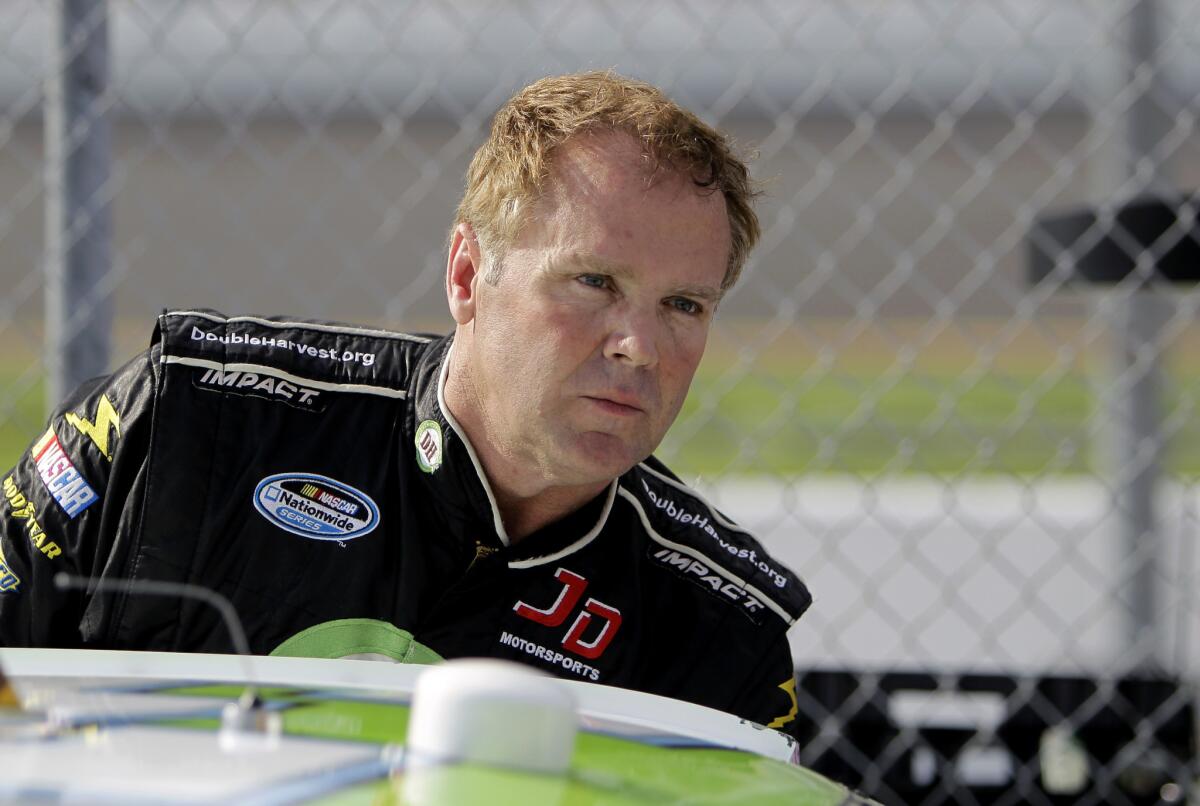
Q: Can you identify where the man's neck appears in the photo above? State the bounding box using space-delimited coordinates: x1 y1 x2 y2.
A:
491 482 608 543
442 341 607 544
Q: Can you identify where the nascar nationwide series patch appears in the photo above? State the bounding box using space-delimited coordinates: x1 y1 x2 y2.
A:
254 473 379 541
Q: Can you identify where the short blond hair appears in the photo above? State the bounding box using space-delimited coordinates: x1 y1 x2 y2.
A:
455 71 760 291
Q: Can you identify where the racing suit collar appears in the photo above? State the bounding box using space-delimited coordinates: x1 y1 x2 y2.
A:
410 335 617 560
434 336 511 546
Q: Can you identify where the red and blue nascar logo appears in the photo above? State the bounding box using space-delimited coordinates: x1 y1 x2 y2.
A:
32 429 98 519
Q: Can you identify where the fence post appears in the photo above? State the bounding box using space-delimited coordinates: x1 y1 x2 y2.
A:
44 0 113 411
1109 0 1172 671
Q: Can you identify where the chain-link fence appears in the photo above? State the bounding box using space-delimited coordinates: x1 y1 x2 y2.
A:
3 0 1199 802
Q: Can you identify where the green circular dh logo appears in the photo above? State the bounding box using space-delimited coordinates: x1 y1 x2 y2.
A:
415 419 444 473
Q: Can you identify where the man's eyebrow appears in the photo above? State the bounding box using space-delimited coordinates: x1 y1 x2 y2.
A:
547 253 629 276
548 254 723 302
672 283 723 303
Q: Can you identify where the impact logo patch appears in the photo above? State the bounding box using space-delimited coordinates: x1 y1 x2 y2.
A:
254 473 378 541
650 547 766 625
31 429 98 519
193 368 325 412
415 420 443 473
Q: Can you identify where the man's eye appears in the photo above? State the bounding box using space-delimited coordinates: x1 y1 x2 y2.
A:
667 297 702 315
578 274 608 289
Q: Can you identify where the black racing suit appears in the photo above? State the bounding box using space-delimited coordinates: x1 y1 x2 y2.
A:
0 310 812 732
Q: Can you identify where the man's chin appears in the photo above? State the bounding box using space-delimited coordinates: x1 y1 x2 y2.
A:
556 432 648 483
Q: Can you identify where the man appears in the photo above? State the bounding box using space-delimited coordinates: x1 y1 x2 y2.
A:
0 72 810 732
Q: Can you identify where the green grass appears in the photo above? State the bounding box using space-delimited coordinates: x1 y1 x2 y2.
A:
658 364 1200 477
0 369 45 473
4 350 1199 478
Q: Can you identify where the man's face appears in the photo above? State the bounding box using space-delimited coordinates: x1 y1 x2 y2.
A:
452 132 731 490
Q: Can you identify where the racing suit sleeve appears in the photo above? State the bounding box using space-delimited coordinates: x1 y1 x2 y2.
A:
726 635 801 739
0 349 156 647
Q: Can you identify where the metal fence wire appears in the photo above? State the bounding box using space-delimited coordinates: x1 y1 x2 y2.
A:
2 1 1200 803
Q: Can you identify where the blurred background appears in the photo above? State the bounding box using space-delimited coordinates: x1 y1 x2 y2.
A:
2 1 1199 802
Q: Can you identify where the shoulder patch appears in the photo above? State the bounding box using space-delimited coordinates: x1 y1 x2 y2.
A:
30 429 99 520
3 474 64 561
623 463 811 626
191 367 327 412
64 395 121 460
156 310 428 393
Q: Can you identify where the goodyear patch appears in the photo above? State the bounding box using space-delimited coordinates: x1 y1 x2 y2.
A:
3 475 62 560
254 473 378 542
31 430 98 519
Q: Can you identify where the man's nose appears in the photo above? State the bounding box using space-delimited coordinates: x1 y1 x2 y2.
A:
603 305 659 368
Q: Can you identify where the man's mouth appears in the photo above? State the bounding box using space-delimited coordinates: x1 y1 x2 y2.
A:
583 395 644 415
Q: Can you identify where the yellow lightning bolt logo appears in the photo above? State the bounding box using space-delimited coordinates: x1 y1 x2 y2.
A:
766 676 799 729
65 395 121 461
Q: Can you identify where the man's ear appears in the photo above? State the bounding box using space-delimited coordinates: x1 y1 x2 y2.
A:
446 222 484 325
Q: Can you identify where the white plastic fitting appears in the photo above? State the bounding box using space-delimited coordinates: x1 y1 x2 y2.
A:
404 659 577 775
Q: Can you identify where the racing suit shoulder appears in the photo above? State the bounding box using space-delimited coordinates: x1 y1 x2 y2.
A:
621 456 810 735
156 309 435 391
1 310 441 649
623 456 812 627
0 342 158 646
118 309 442 651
